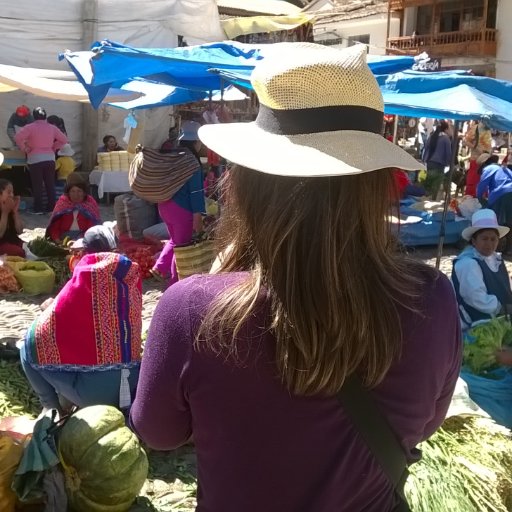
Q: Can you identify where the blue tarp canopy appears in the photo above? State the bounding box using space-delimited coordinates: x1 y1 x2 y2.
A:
60 40 416 108
107 80 247 110
380 70 512 131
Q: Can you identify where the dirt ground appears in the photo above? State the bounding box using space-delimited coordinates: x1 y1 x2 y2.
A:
2 206 512 512
0 205 472 344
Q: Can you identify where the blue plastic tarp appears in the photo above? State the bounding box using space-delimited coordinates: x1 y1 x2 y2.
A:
60 40 416 108
461 368 512 428
107 80 246 110
380 70 512 131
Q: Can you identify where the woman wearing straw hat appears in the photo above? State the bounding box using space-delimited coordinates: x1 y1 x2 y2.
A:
131 43 461 512
452 209 512 330
477 159 512 255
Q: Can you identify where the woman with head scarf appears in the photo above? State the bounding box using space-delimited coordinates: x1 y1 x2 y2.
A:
46 174 100 242
130 44 461 511
21 251 142 417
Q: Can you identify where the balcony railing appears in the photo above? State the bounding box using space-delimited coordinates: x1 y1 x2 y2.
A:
387 28 497 57
388 0 448 10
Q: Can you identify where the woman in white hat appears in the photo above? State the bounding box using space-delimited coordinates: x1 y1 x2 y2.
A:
452 208 512 329
131 43 461 511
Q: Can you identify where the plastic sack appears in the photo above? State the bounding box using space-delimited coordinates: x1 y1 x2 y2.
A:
446 377 489 419
0 263 21 293
458 195 482 220
0 434 24 512
14 262 55 296
114 193 157 240
3 256 27 272
460 368 512 428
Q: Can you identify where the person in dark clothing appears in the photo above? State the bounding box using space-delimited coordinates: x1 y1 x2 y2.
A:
97 135 123 153
422 120 452 200
47 115 67 136
131 43 461 512
0 179 24 257
6 105 34 145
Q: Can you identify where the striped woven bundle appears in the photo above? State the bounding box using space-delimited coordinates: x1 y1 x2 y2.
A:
129 147 199 203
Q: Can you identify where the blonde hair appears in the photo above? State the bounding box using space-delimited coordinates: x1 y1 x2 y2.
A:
198 165 435 396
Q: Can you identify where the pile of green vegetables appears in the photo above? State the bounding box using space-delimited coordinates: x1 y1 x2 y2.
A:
2 350 512 512
27 237 69 258
463 317 512 375
406 415 512 512
26 237 71 288
0 360 39 418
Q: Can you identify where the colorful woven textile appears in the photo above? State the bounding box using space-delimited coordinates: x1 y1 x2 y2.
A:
25 252 142 371
48 194 100 226
129 147 199 203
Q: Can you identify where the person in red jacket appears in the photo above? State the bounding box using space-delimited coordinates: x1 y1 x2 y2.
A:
46 175 100 242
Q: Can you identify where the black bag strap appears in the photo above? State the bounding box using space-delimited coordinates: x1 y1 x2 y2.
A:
337 375 411 511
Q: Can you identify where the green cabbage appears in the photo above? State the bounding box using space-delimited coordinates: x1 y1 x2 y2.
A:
463 317 512 375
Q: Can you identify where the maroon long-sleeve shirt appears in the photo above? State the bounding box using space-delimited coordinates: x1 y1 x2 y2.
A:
131 271 461 512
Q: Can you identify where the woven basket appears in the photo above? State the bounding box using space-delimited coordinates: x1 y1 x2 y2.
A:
174 239 215 280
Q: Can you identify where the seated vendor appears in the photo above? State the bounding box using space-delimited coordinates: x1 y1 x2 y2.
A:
98 134 124 153
0 178 24 257
20 249 141 418
452 209 512 329
55 144 76 185
46 174 100 242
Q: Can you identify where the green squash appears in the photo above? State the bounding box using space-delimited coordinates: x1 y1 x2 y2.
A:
58 405 148 512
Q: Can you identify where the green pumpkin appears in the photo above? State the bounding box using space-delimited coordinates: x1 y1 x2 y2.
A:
58 405 148 512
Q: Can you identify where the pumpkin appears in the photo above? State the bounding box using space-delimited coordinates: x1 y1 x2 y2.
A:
58 405 148 512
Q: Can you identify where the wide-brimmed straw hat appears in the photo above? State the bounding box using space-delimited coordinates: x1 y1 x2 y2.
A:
198 43 423 177
462 208 510 241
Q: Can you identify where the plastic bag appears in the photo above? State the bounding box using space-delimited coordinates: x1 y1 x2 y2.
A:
3 256 27 272
458 195 482 220
14 262 55 296
460 368 512 428
0 434 24 512
0 263 21 293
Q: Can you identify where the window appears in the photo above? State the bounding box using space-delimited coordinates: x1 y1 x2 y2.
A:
347 34 370 47
318 37 344 47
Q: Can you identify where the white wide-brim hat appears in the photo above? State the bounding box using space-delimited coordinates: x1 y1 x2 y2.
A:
58 144 75 157
0 152 4 167
462 208 510 241
199 43 424 177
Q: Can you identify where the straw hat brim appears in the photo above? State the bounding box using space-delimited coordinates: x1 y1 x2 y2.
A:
199 123 424 176
462 224 510 241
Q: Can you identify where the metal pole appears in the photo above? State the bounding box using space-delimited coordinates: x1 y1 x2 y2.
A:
393 115 399 144
81 0 99 172
436 120 461 269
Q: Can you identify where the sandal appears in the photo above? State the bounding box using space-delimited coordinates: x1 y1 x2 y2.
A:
150 268 167 282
